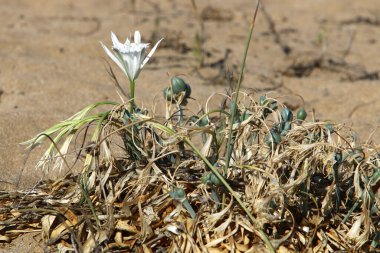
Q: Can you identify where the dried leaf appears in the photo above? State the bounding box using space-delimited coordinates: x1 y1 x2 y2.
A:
41 215 56 238
115 220 139 233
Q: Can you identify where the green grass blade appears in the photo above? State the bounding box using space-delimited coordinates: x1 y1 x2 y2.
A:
224 1 260 173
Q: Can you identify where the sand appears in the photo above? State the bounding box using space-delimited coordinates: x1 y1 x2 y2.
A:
1 0 379 251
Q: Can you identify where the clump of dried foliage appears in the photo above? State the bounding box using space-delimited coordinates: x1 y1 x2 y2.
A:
1 90 379 252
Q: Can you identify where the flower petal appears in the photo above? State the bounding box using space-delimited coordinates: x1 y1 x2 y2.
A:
111 31 121 47
134 31 141 44
131 55 140 80
114 49 132 81
142 38 163 67
100 41 127 76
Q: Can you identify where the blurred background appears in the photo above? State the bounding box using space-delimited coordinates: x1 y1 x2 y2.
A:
1 0 380 191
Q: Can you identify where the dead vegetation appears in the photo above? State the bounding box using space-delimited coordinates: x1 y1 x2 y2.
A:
1 91 379 252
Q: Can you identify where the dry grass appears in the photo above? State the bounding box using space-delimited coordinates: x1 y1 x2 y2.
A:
1 91 379 252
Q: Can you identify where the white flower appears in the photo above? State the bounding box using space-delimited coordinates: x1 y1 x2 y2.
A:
100 31 163 81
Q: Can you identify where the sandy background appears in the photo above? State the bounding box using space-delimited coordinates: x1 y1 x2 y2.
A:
1 0 380 252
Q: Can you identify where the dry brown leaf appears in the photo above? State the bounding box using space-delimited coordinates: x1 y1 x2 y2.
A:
82 230 108 253
114 231 122 243
205 226 238 248
58 207 78 225
115 220 139 233
49 208 78 240
277 245 296 253
10 210 21 217
142 244 154 253
207 248 229 253
0 235 11 243
235 242 249 252
206 197 233 230
41 215 56 238
122 238 137 249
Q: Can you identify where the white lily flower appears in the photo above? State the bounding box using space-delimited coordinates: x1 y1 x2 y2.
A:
100 31 163 81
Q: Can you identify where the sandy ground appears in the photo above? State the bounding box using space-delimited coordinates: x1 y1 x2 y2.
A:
1 0 380 251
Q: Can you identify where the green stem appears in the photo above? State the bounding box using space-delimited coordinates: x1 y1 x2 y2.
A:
224 2 260 173
130 79 135 114
178 105 184 124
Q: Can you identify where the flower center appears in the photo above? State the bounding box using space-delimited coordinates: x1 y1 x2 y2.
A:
114 43 149 54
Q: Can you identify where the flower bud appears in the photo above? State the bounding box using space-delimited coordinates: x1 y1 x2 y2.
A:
296 107 307 121
171 76 187 94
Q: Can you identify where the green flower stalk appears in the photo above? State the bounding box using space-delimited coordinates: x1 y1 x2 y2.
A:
100 31 163 113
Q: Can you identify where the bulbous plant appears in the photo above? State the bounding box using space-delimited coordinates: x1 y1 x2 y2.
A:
23 27 265 234
17 2 380 253
14 3 378 251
